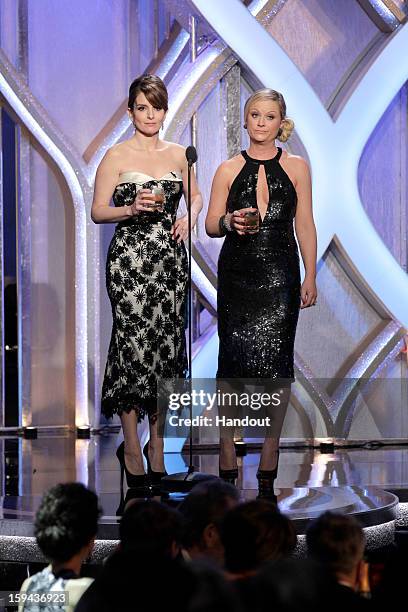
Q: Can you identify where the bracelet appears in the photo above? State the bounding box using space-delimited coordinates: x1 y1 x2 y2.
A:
224 212 232 231
219 213 233 235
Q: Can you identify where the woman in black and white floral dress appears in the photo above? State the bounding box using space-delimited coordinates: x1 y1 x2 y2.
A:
91 75 202 489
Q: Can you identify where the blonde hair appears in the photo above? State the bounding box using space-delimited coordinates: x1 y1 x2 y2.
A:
244 89 294 143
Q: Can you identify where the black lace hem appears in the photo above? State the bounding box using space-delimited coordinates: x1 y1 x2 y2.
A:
101 393 158 422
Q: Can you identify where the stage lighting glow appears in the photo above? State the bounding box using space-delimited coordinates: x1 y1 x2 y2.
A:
22 426 37 439
0 69 89 426
76 425 91 439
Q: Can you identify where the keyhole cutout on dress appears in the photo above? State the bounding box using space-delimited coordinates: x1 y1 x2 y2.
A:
256 163 269 222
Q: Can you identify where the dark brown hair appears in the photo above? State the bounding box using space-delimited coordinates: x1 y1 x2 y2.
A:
221 500 296 573
128 74 168 111
179 479 239 549
306 511 365 575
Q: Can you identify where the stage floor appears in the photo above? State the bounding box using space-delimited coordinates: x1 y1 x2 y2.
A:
3 434 408 493
0 434 407 561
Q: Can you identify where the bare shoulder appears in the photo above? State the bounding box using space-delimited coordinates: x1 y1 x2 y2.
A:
282 151 309 169
227 152 245 166
222 154 245 175
164 141 186 160
97 144 123 171
161 141 189 171
104 141 134 164
281 151 310 178
212 156 239 179
109 141 129 156
165 141 185 153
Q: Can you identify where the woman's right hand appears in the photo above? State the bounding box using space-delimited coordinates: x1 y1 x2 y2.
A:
129 188 156 216
230 207 258 236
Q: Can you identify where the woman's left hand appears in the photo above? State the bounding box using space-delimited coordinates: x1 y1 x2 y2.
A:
171 214 196 243
300 277 318 309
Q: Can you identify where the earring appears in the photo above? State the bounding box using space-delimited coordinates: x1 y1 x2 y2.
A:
243 123 247 129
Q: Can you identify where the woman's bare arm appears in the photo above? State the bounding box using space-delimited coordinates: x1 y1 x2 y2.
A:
292 156 318 307
181 151 203 224
206 161 249 237
91 148 133 223
91 147 156 223
169 145 203 243
205 163 231 237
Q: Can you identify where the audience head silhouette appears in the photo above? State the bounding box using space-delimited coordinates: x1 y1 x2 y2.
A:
179 479 240 564
221 500 296 575
306 511 365 583
34 482 100 565
119 499 182 558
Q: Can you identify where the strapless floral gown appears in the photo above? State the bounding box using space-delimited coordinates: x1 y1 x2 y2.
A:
101 171 188 421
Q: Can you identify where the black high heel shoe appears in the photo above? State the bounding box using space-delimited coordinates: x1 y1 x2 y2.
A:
143 441 167 486
256 451 279 503
219 441 238 484
116 441 149 490
256 471 278 504
218 465 238 484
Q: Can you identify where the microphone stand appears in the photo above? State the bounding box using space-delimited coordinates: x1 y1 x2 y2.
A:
161 147 214 493
186 155 194 478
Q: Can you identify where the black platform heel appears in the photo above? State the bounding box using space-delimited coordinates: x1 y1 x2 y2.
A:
116 441 149 490
143 441 167 487
256 451 279 503
219 440 238 484
256 471 277 503
218 438 239 484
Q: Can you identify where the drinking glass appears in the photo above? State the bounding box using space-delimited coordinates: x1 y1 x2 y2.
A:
243 209 259 233
146 186 165 212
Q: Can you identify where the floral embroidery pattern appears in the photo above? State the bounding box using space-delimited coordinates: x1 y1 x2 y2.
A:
101 178 188 421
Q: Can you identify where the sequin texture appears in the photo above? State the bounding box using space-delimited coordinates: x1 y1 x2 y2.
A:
217 148 300 380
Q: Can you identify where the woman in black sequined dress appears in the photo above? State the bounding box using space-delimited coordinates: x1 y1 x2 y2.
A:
91 75 202 489
206 89 317 492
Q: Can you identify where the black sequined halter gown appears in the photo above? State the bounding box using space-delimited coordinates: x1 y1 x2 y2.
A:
217 148 300 382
